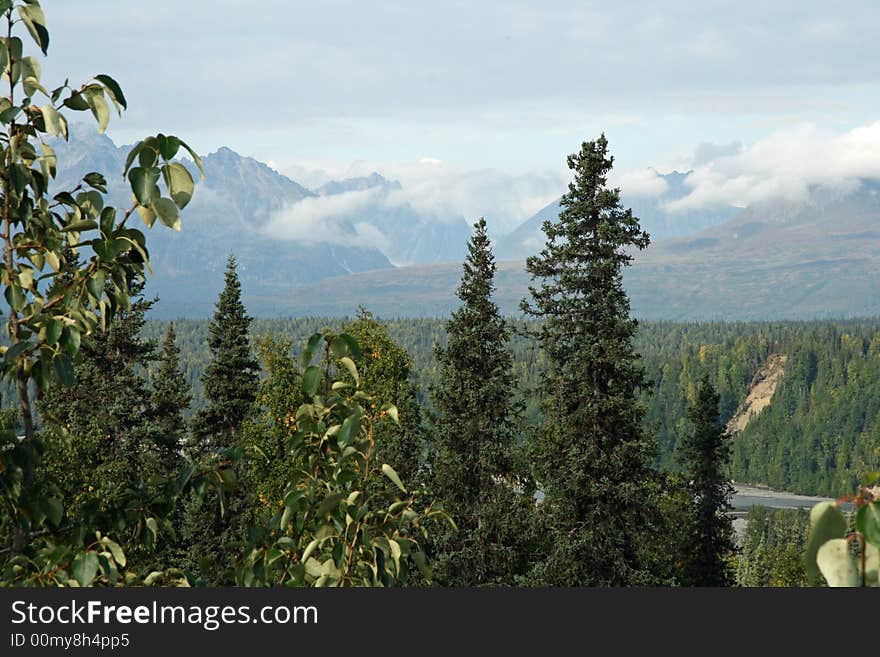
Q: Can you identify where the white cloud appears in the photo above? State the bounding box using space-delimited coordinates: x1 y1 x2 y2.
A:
262 188 387 250
344 160 566 234
666 121 880 211
611 167 669 198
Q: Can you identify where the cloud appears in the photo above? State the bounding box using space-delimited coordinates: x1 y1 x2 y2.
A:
262 188 389 251
666 122 880 211
611 168 668 198
333 160 566 234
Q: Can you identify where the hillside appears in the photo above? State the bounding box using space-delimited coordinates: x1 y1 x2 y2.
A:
495 170 737 260
276 182 880 319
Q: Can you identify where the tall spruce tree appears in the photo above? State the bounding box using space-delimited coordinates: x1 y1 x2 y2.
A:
676 374 735 586
189 255 259 455
429 218 533 586
151 322 191 472
182 255 258 583
521 134 658 586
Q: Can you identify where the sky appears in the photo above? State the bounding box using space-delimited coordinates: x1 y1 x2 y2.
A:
37 1 880 230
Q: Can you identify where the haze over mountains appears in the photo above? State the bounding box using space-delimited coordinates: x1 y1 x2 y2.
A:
52 128 880 319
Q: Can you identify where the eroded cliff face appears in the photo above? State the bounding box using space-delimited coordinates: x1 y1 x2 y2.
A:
727 353 787 436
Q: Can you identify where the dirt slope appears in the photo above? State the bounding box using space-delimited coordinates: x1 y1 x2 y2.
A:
726 353 787 435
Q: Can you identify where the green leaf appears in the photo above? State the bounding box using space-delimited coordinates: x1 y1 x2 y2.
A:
152 197 181 231
17 5 48 55
338 411 361 446
4 285 26 311
301 332 322 368
301 539 320 563
381 403 400 426
158 134 180 160
805 501 848 585
20 56 41 97
338 356 359 387
63 91 90 112
61 326 81 357
856 502 880 547
45 250 60 272
45 318 63 345
17 266 33 289
103 538 126 568
40 104 67 139
816 538 860 587
128 167 160 205
280 505 293 531
38 142 56 179
135 200 157 229
60 219 98 232
72 552 99 587
161 162 195 209
83 172 107 193
381 463 407 493
302 365 321 397
179 139 205 180
138 147 158 169
85 89 110 133
95 74 127 112
87 269 106 299
123 141 144 175
3 340 29 365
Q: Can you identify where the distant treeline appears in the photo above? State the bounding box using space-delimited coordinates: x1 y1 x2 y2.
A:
135 316 880 497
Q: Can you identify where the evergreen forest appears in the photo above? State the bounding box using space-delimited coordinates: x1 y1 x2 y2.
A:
1 1 878 588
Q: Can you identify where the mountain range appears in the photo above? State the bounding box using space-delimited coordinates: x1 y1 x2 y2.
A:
49 127 880 319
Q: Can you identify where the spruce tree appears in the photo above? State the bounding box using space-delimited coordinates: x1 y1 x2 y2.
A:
189 255 259 454
521 134 657 586
151 322 191 473
182 254 258 583
675 374 735 586
429 218 533 586
36 285 168 525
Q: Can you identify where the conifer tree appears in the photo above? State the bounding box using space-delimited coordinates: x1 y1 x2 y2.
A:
676 374 735 586
182 254 258 583
151 322 191 472
189 255 259 455
521 134 657 586
429 218 533 586
36 285 167 521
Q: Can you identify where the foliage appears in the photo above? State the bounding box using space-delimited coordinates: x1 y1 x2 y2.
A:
735 506 810 587
35 285 171 527
428 218 535 586
803 473 880 587
235 330 449 586
189 254 258 455
675 374 735 586
0 0 202 583
181 255 258 584
521 135 659 585
150 321 191 465
342 308 423 488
